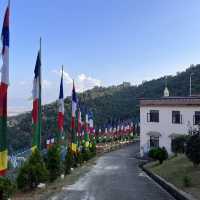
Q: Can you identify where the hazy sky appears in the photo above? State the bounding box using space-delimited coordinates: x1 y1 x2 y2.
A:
1 0 200 114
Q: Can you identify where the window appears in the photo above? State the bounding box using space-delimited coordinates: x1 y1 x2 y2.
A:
147 110 159 122
150 136 159 148
172 111 182 124
194 111 200 125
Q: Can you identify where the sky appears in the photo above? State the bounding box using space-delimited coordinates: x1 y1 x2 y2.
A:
1 0 200 115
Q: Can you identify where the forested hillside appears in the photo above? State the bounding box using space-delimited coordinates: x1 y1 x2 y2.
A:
8 64 200 152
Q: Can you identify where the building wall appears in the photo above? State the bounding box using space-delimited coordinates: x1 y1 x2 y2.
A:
140 106 200 156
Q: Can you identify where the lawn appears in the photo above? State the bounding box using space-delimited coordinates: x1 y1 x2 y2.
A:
145 155 200 200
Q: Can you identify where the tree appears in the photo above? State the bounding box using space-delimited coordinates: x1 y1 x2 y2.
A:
64 148 74 175
186 134 200 166
17 149 48 190
45 145 61 182
0 177 16 200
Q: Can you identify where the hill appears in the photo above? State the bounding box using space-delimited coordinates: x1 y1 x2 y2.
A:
7 64 200 152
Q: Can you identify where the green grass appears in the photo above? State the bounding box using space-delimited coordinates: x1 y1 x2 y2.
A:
146 154 200 199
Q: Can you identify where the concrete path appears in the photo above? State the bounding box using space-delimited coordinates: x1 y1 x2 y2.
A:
50 143 175 200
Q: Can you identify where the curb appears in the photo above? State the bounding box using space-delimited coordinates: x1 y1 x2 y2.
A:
140 163 197 200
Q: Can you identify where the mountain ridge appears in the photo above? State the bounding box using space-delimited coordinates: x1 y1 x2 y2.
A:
8 64 200 152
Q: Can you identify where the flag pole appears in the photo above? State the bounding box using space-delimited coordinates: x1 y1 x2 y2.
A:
0 0 10 176
61 65 66 147
61 65 64 145
39 37 42 150
72 79 75 147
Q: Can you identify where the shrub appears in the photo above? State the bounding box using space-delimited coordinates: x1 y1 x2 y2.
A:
182 176 192 187
148 147 168 164
129 134 134 140
186 134 200 166
76 151 83 165
171 136 187 154
148 148 158 160
17 149 48 190
73 153 78 168
0 177 16 200
102 137 106 143
64 148 74 175
46 145 61 182
157 147 168 164
82 149 90 162
89 143 96 157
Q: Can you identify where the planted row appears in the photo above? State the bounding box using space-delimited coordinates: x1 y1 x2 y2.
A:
0 143 96 199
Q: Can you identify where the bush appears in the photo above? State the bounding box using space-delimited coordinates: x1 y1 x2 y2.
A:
129 134 134 140
148 147 168 164
89 143 96 157
64 148 74 175
76 151 83 165
102 137 106 143
0 177 16 200
186 134 200 166
171 136 187 154
157 147 168 164
73 153 78 168
17 149 48 190
148 148 158 160
82 149 91 162
182 176 192 187
81 145 96 161
46 145 61 182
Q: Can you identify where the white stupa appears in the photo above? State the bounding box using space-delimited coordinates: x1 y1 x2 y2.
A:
164 87 170 97
163 77 170 97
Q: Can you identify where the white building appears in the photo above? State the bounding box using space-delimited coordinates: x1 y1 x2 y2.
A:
140 96 200 156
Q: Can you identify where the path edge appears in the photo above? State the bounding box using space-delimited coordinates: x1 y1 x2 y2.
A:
139 162 197 200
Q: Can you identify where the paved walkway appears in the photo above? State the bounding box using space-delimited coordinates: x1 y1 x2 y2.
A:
51 143 175 200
